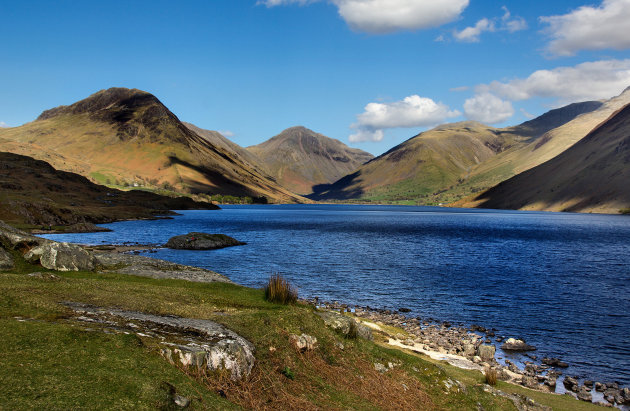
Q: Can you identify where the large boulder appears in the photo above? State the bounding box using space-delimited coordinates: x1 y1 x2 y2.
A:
24 242 97 271
0 220 45 250
0 247 14 270
165 232 245 250
316 310 373 340
501 338 536 351
477 344 496 362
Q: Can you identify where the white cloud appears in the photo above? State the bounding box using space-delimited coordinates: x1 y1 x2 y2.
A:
476 59 630 104
453 18 494 42
453 6 526 42
464 93 514 124
0 122 8 128
540 0 630 56
349 95 461 142
259 0 469 34
257 0 315 6
520 108 535 119
219 130 235 138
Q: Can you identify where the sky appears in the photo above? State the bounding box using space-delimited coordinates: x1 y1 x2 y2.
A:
1 0 630 156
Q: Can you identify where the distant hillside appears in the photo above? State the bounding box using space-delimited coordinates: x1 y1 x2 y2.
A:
309 122 513 202
464 103 630 214
248 126 373 195
443 88 630 205
0 152 217 228
0 88 304 203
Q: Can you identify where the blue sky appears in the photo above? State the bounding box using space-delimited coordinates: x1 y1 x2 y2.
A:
1 0 630 155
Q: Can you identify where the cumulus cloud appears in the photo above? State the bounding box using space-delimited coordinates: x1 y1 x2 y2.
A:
540 0 630 56
453 18 494 42
476 59 630 104
349 95 461 142
0 122 8 128
259 0 469 33
463 93 514 124
453 6 526 42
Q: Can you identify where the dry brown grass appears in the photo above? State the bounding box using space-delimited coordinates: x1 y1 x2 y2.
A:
485 366 498 386
264 274 298 305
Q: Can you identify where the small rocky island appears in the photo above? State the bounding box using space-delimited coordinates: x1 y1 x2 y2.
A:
165 232 245 250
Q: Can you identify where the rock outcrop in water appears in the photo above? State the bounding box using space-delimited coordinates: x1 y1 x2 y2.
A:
165 232 245 250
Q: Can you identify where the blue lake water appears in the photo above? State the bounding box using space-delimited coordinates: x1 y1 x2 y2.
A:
43 204 630 386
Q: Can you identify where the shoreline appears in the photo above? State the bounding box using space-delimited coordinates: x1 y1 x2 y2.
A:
310 299 629 408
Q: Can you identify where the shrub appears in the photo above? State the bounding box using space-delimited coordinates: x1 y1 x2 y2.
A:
264 273 297 304
484 366 497 386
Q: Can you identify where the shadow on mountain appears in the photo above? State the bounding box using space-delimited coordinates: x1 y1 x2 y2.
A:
307 171 365 201
167 156 253 196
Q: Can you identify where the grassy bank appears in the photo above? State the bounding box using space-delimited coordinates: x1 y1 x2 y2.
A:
0 255 598 409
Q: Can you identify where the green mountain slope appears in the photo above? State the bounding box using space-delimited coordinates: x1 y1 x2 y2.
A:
248 126 374 195
465 103 630 214
309 121 519 203
0 88 304 203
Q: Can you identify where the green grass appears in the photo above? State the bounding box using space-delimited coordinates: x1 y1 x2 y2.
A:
0 255 596 409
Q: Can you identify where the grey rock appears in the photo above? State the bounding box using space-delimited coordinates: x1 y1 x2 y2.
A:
563 376 579 393
290 334 317 352
477 344 496 362
316 310 373 340
501 338 536 352
0 247 14 270
165 232 245 250
0 220 44 250
25 242 97 271
541 357 568 368
374 362 388 373
67 303 255 380
521 376 539 389
577 386 592 402
173 395 190 408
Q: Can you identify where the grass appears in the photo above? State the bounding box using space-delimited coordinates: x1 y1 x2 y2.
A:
264 273 298 304
0 253 599 410
485 366 498 386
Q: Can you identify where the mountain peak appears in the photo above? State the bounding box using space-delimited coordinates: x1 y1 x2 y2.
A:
37 87 161 121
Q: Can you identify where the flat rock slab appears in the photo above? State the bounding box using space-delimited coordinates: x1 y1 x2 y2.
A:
65 302 255 380
165 232 245 250
94 252 233 283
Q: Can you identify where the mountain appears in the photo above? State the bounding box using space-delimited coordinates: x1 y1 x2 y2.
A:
309 121 514 202
464 103 630 213
443 89 630 205
0 152 217 228
0 88 304 203
310 91 623 205
247 126 374 195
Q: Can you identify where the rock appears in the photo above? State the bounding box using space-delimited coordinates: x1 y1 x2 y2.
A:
577 386 592 402
463 343 476 357
25 242 97 271
398 307 411 313
173 395 190 408
595 401 613 408
0 220 43 250
541 357 568 368
65 222 112 233
374 362 388 373
67 302 255 380
544 377 557 390
477 344 496 362
501 338 536 351
165 232 245 250
290 334 317 352
27 272 60 280
521 376 538 389
583 380 593 389
0 247 14 270
622 387 630 404
595 382 605 392
563 376 579 393
316 310 373 340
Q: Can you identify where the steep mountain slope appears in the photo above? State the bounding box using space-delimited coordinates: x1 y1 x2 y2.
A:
0 88 304 203
0 152 217 227
442 88 630 205
309 98 608 204
309 122 514 202
465 103 630 213
247 126 374 195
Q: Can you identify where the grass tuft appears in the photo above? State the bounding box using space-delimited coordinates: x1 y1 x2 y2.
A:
484 366 497 386
264 273 297 304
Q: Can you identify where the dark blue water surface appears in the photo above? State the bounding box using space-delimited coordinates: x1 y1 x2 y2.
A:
44 205 630 385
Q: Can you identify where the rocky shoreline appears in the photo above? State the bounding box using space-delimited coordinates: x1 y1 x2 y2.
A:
310 299 630 408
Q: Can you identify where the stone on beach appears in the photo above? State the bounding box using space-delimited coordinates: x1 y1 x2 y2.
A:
501 338 536 351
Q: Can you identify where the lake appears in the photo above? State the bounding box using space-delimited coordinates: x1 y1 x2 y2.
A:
43 204 630 386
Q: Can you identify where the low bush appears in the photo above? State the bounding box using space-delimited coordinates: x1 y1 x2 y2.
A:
264 273 297 304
